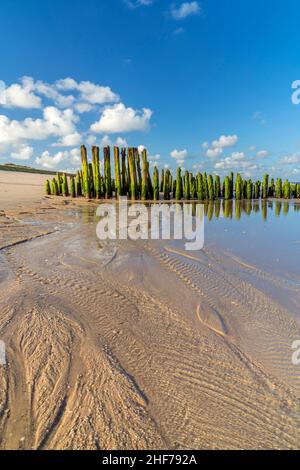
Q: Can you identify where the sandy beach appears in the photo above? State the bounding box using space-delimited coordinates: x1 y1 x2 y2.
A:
0 170 300 450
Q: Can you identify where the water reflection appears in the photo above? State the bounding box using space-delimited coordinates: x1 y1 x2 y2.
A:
79 199 300 224
188 200 300 221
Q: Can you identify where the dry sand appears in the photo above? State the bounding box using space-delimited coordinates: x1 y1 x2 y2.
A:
0 170 300 450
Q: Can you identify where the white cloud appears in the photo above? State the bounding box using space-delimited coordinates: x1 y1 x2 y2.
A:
36 150 68 169
0 77 41 109
35 147 81 169
206 147 223 158
77 81 119 105
55 78 77 90
11 144 34 161
115 137 128 147
215 151 257 171
90 103 152 133
125 0 153 8
56 78 119 105
171 2 200 20
98 135 128 148
69 148 81 166
33 79 75 108
138 145 147 154
86 135 97 145
0 106 78 145
280 153 300 165
52 132 82 147
0 76 119 112
170 148 188 159
256 150 269 158
204 134 238 159
149 154 160 162
74 102 94 113
212 134 238 149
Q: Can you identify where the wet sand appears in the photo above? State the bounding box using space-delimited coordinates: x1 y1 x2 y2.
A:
0 171 300 449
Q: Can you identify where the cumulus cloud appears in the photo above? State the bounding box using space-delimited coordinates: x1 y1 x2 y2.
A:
256 150 269 158
56 78 119 105
170 148 188 159
280 153 300 165
52 132 82 147
171 2 201 20
90 103 152 133
36 150 68 169
215 151 257 171
0 76 119 111
33 79 75 108
212 134 238 149
206 147 223 158
0 106 78 145
0 76 152 167
204 134 238 159
115 136 128 147
35 147 82 169
149 154 160 162
94 135 129 148
11 144 34 161
0 77 41 109
74 102 94 113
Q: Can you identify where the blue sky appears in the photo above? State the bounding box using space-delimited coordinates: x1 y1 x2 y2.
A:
0 0 300 179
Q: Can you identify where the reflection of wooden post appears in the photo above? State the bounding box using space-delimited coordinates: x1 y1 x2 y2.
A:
262 200 267 220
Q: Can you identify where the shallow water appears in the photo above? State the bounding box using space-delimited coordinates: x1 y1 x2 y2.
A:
204 200 300 283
